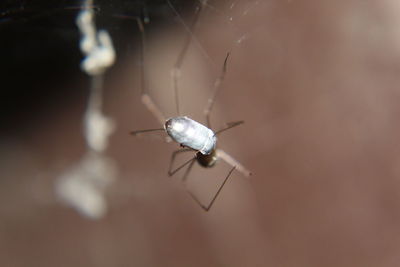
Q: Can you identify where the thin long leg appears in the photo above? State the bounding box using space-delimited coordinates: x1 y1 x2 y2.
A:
204 52 230 128
167 0 208 116
217 149 252 177
136 17 146 97
214 120 244 135
181 155 196 183
184 166 236 212
169 156 196 177
135 16 166 126
168 148 193 176
130 128 164 136
141 94 166 126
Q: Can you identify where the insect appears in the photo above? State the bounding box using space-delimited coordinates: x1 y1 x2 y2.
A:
131 2 251 211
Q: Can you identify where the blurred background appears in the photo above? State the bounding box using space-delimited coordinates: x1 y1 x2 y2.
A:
2 0 400 266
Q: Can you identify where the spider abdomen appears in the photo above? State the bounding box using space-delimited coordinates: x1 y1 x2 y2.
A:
165 116 216 155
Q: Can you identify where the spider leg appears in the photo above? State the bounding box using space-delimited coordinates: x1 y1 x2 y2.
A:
204 52 230 128
184 166 236 212
141 94 167 126
169 152 235 211
181 156 196 183
168 148 194 176
167 0 207 116
136 16 166 126
214 120 244 135
217 149 252 177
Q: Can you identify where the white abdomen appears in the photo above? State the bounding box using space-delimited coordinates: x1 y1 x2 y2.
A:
165 116 216 155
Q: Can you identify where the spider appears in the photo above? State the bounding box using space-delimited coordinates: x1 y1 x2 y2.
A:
132 52 251 211
131 2 251 211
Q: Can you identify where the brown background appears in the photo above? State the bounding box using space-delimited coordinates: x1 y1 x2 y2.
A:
2 0 400 266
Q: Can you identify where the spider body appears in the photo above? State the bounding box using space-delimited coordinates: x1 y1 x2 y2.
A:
196 149 218 168
165 116 216 155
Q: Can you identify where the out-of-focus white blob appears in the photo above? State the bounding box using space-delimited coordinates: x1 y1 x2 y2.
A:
55 152 117 219
76 10 96 54
85 109 115 153
76 10 115 75
55 3 118 219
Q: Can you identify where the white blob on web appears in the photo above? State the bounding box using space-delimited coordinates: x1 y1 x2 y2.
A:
55 152 117 219
76 9 115 75
85 109 115 152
